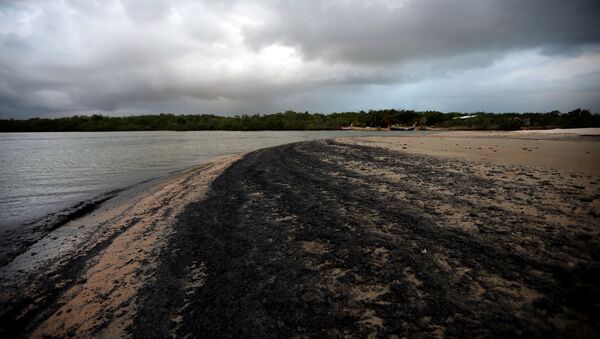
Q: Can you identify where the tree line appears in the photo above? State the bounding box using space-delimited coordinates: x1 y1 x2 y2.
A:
0 109 598 132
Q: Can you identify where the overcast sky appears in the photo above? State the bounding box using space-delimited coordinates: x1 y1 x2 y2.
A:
1 0 599 118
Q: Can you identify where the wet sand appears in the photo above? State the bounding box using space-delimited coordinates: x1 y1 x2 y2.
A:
1 131 599 338
0 155 240 337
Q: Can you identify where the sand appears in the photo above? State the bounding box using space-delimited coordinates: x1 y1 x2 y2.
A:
0 154 240 338
132 139 599 337
336 129 600 173
1 129 599 338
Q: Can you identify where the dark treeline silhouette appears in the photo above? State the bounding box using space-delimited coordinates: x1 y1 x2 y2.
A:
1 109 598 132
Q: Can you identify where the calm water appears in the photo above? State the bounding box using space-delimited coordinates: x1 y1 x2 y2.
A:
0 130 431 230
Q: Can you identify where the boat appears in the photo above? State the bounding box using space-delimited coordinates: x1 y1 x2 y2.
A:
390 123 416 131
341 125 390 131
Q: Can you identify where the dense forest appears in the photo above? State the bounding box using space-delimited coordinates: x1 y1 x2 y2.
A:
0 109 598 132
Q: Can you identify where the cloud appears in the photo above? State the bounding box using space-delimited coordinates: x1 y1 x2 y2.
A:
244 0 600 64
0 0 599 118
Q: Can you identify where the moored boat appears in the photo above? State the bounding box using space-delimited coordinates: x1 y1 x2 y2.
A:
341 125 390 131
390 123 416 131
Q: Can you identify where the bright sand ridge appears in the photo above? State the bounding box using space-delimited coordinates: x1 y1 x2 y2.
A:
336 129 600 173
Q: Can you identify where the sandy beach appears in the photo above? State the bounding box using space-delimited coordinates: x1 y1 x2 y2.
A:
337 128 600 173
0 155 241 337
1 130 599 337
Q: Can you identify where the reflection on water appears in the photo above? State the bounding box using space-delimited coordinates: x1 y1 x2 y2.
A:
0 130 433 229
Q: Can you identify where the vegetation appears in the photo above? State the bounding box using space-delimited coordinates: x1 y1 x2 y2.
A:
0 109 598 132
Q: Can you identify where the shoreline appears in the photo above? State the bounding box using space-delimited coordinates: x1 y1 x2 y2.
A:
0 154 241 337
0 189 125 268
0 156 239 269
1 126 599 133
1 131 599 337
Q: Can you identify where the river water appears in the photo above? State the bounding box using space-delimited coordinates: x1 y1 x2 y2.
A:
0 130 433 230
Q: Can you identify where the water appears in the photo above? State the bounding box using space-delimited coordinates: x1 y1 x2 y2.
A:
0 130 432 230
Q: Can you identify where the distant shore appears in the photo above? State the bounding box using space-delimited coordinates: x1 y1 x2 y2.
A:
1 130 599 337
1 109 598 132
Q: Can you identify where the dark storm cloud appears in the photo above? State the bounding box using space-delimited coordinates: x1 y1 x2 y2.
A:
245 0 600 64
0 0 599 118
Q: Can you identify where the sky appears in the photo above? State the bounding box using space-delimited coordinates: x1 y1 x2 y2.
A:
1 0 599 118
